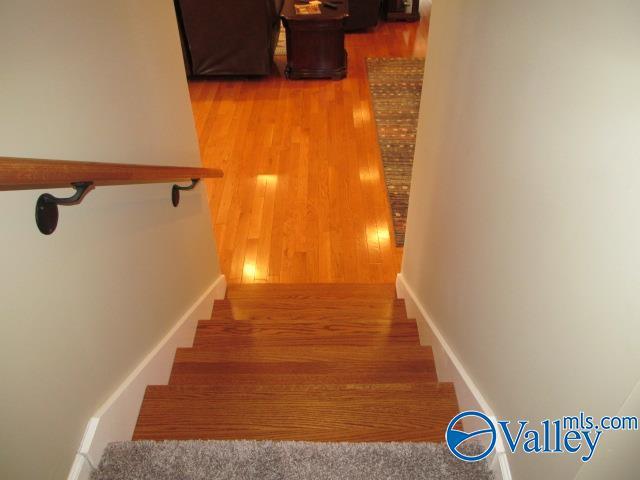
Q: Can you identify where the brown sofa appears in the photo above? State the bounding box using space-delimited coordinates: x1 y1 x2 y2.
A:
345 0 380 31
175 0 284 77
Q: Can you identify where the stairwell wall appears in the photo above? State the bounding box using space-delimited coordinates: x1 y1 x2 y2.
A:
401 1 640 479
0 1 220 479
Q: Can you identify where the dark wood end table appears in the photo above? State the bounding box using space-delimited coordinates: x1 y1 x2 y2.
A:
281 1 349 80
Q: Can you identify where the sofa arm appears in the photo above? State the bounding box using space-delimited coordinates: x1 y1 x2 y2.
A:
176 0 280 76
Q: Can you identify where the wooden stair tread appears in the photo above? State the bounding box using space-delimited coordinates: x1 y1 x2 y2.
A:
199 317 417 329
211 299 407 322
192 319 420 347
169 345 437 384
169 372 437 385
193 334 420 347
173 345 433 362
207 312 413 325
133 383 458 442
226 283 398 301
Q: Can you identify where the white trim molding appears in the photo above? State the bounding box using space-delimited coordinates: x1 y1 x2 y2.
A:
67 274 227 480
396 273 512 480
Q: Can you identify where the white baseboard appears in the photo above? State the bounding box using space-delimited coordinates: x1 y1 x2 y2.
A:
396 273 512 480
67 274 227 480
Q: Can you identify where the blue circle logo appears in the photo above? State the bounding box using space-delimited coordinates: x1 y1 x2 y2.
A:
446 411 497 462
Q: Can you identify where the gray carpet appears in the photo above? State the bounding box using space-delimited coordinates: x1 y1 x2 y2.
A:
92 440 493 480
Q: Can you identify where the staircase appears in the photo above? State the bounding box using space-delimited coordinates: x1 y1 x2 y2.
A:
133 284 459 442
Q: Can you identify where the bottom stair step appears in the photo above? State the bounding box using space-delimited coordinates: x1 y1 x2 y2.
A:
133 383 459 442
93 440 493 480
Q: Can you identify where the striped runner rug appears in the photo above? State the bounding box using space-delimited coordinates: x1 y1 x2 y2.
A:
366 57 425 247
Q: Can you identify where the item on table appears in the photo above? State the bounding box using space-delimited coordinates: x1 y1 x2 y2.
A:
295 3 322 14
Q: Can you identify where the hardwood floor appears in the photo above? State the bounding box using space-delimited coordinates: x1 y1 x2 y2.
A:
133 283 459 442
189 13 431 283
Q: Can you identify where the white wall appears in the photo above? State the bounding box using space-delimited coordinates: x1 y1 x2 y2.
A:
576 380 640 480
402 1 640 479
0 2 220 479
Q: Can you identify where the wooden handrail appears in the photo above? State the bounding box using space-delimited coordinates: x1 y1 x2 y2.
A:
0 157 223 190
0 156 224 235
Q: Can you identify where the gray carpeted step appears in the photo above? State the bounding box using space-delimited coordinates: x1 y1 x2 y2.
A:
92 440 493 480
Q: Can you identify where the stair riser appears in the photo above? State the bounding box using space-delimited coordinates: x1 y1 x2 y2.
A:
193 335 421 347
169 371 437 385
